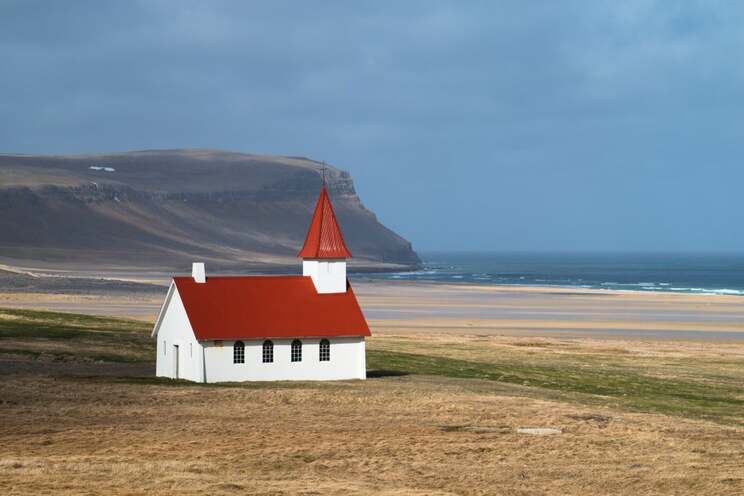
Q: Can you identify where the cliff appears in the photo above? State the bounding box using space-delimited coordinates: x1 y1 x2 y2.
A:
0 149 420 272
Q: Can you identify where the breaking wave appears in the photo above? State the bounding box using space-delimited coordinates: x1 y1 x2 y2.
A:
364 253 744 296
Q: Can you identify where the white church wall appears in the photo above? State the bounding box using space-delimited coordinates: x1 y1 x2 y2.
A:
154 284 203 382
302 259 347 293
202 336 366 383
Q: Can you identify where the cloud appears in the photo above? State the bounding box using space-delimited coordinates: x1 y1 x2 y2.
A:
1 0 743 250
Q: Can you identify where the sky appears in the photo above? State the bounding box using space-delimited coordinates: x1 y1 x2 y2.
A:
2 1 743 252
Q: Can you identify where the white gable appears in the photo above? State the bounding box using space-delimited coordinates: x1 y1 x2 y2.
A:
153 282 203 381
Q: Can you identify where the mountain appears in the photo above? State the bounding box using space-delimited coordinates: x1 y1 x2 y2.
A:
0 149 420 272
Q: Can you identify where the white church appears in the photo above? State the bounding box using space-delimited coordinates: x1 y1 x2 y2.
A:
151 183 370 382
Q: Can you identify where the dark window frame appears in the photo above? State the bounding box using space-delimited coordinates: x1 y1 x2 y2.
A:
233 340 245 364
262 340 274 363
319 339 330 362
291 339 302 362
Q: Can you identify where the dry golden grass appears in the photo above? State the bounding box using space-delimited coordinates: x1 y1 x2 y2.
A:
2 281 744 495
2 329 744 495
1 373 743 495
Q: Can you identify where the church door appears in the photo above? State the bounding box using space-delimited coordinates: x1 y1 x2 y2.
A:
173 345 180 379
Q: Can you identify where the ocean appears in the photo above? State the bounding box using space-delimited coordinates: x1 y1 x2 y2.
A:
368 252 744 296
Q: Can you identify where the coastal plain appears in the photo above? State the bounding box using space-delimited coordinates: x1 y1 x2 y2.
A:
1 279 744 495
3 278 744 339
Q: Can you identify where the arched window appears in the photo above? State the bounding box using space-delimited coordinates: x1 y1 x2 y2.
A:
319 339 330 362
262 340 274 363
291 339 302 362
233 341 244 364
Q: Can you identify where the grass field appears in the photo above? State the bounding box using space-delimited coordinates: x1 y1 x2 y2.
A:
0 307 152 362
2 307 744 495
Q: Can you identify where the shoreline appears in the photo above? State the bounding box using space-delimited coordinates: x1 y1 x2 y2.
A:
352 278 744 301
3 258 742 298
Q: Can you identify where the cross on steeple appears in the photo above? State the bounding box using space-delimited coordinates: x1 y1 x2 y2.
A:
320 162 327 185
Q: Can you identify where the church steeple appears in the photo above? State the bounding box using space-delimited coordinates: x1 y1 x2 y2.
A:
298 184 352 259
299 174 350 294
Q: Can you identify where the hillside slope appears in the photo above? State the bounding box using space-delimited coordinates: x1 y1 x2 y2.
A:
0 150 420 271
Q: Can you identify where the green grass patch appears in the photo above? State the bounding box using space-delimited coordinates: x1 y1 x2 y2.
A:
367 349 744 424
0 307 152 362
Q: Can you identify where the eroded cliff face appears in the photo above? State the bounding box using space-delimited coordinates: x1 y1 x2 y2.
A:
0 150 420 271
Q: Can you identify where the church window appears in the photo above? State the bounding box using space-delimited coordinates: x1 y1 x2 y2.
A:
291 339 302 362
262 340 274 363
319 339 330 361
233 341 245 364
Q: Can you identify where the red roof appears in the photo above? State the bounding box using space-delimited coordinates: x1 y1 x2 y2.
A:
173 276 370 340
298 185 352 259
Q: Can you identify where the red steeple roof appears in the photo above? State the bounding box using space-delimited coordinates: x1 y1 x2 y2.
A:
298 185 352 259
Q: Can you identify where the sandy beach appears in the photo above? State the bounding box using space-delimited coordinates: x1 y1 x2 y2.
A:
2 280 742 341
360 282 744 341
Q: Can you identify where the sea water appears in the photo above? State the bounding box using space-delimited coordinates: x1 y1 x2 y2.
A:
368 252 744 296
